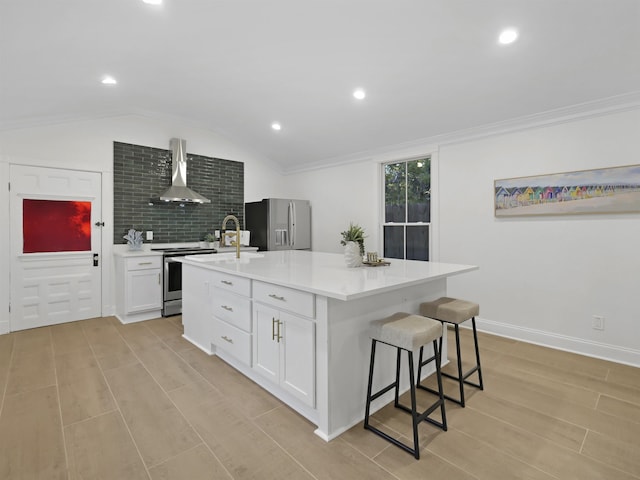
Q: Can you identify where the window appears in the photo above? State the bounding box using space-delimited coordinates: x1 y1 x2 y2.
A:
23 199 92 253
383 158 431 261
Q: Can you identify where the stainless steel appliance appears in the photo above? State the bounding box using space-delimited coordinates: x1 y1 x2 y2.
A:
152 247 217 316
245 198 311 251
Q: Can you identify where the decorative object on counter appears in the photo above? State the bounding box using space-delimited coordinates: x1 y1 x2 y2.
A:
123 229 144 250
340 222 366 268
199 233 216 248
363 259 391 267
364 251 390 266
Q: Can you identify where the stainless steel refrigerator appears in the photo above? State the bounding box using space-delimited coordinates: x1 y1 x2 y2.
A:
245 199 311 251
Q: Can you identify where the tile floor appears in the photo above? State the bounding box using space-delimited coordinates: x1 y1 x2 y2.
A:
0 316 638 479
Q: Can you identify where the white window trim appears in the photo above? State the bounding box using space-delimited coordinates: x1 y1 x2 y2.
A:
379 151 439 261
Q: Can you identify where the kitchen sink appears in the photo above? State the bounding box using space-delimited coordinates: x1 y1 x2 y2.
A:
186 252 264 262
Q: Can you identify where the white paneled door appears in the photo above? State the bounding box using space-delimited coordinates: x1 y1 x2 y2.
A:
10 165 103 331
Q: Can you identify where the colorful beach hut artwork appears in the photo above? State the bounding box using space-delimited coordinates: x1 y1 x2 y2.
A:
494 164 640 216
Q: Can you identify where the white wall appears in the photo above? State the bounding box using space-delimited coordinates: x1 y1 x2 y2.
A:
287 108 640 366
439 109 640 365
0 113 285 326
280 159 381 254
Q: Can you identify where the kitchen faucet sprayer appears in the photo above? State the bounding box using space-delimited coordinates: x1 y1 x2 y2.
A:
221 214 241 258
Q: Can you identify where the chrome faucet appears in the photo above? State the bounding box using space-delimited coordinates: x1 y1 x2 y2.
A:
221 214 241 258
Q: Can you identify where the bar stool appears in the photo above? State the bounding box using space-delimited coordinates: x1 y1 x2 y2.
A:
364 312 447 459
419 297 483 407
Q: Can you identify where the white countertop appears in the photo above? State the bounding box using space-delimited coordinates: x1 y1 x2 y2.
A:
181 250 478 301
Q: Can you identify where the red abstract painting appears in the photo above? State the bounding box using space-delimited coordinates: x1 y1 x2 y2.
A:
23 199 92 253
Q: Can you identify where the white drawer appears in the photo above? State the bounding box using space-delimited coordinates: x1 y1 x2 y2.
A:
212 288 252 332
210 271 251 297
253 281 315 318
213 319 251 366
126 256 162 271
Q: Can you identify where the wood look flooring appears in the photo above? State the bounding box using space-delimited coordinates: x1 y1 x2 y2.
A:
0 316 638 479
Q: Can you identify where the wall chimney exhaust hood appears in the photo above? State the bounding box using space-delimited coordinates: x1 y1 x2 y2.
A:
156 138 211 204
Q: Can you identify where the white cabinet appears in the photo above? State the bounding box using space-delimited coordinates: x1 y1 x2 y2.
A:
115 254 162 324
210 270 253 365
253 281 315 408
182 263 215 353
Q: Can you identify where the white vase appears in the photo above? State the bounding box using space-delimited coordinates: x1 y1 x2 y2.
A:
344 241 363 268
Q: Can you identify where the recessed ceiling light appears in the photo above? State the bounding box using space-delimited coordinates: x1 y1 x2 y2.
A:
101 76 117 85
271 122 282 131
353 88 366 100
142 0 163 5
498 29 518 45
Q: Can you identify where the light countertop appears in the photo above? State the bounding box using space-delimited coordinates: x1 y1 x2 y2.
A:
180 250 478 301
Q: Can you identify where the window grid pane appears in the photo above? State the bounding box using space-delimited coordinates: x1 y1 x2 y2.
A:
384 162 406 223
406 225 429 261
383 226 404 259
407 158 431 223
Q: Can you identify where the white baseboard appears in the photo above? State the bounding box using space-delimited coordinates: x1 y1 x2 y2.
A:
0 320 9 335
475 317 640 368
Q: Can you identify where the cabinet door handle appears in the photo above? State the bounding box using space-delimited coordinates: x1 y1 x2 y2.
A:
138 262 153 266
272 317 276 341
158 273 161 285
277 319 283 343
221 280 233 286
268 294 285 302
221 305 233 312
221 335 234 344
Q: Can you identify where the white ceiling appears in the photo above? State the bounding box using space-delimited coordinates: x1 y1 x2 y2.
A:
1 0 639 172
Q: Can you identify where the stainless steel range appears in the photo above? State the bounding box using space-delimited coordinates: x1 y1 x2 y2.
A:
152 247 217 316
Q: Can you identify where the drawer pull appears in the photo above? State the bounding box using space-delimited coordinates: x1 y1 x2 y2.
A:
221 335 234 344
221 280 233 286
221 305 233 312
138 262 153 266
268 294 286 302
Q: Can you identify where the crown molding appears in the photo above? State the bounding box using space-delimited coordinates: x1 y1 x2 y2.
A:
282 91 640 175
2 92 638 177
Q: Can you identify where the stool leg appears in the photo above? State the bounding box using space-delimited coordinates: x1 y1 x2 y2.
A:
454 324 465 407
394 348 402 408
433 339 447 431
407 351 420 460
364 339 377 429
471 317 484 390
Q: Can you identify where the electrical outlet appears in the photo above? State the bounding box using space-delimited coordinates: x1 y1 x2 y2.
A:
146 231 153 241
592 315 605 331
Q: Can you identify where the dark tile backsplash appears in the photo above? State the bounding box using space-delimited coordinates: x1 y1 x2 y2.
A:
113 141 244 244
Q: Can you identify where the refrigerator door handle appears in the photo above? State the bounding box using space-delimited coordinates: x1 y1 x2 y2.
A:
291 201 296 247
288 201 294 247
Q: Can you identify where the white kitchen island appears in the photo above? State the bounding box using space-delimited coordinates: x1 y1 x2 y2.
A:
180 250 477 441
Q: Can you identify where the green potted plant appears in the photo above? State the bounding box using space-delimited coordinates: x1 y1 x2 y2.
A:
340 222 366 267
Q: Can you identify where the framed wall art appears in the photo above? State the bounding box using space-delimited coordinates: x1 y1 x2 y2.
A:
494 164 640 217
